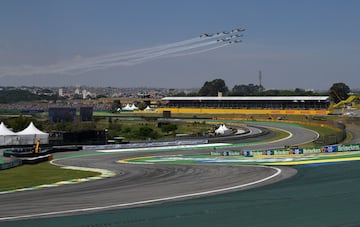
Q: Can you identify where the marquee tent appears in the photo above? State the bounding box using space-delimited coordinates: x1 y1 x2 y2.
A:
0 122 19 146
122 104 133 111
16 122 49 145
122 103 138 111
130 104 138 110
215 124 231 135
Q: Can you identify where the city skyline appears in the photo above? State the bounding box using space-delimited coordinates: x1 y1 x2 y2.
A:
0 0 359 90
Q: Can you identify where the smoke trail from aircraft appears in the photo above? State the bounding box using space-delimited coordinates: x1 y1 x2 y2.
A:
167 43 229 58
79 37 205 65
120 40 219 65
58 40 221 75
81 38 212 67
0 30 243 77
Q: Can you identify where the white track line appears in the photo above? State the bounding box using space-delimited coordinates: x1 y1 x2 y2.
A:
0 166 281 222
96 143 230 153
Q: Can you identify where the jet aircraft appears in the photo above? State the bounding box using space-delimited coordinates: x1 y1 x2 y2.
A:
200 33 213 38
231 28 246 33
217 38 231 42
229 40 242 44
230 34 243 38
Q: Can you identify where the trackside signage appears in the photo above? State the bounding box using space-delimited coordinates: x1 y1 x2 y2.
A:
211 151 241 156
210 144 360 157
337 144 360 152
303 148 322 154
321 146 338 153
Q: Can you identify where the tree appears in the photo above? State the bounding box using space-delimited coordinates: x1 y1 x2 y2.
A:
136 101 148 110
230 84 264 96
198 79 229 96
6 116 40 131
111 100 122 112
134 126 159 140
160 123 178 134
329 82 350 103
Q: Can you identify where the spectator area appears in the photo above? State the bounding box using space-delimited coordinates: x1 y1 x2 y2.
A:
159 96 330 115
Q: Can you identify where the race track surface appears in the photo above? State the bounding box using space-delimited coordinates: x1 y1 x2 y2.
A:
0 122 313 222
0 150 296 221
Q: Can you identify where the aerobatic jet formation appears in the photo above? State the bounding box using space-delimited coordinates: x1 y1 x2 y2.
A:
200 28 245 38
0 27 246 77
201 27 245 46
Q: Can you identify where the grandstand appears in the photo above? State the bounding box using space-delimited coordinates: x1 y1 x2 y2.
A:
158 96 330 115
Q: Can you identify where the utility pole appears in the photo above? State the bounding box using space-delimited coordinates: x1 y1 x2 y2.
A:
258 70 263 94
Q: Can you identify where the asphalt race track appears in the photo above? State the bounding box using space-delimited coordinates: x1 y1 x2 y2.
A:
0 123 318 226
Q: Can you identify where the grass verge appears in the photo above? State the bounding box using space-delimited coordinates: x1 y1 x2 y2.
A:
0 162 100 192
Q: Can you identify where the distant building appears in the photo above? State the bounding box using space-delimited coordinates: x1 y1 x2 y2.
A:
49 107 77 123
58 88 63 97
82 89 87 99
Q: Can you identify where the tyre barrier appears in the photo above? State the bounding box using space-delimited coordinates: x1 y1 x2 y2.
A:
0 154 53 171
21 154 53 165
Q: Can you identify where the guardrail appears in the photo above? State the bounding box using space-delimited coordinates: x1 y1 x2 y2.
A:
0 159 23 170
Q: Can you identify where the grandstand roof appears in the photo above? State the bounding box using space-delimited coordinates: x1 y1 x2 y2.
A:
162 96 329 101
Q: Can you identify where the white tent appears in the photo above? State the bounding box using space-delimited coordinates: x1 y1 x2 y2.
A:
130 104 138 110
16 122 49 145
222 124 229 131
144 106 152 111
122 103 138 111
0 122 19 146
0 122 15 135
122 104 133 111
215 124 231 135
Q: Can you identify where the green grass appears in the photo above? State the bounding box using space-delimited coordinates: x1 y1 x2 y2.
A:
0 114 347 192
0 162 100 191
263 127 290 142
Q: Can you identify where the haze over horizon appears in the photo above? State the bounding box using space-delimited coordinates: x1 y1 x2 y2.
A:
0 0 359 90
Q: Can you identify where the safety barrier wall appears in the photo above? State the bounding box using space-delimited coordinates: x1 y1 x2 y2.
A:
321 144 360 153
211 144 360 157
0 159 22 170
211 151 241 156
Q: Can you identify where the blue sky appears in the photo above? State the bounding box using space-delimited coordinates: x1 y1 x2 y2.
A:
0 0 359 90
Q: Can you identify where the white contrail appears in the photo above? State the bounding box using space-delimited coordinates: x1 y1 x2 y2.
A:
85 40 216 67
0 33 238 77
122 40 218 65
167 43 229 58
76 37 206 66
60 40 222 75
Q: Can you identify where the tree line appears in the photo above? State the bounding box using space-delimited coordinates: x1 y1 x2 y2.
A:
0 88 60 104
173 78 352 104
